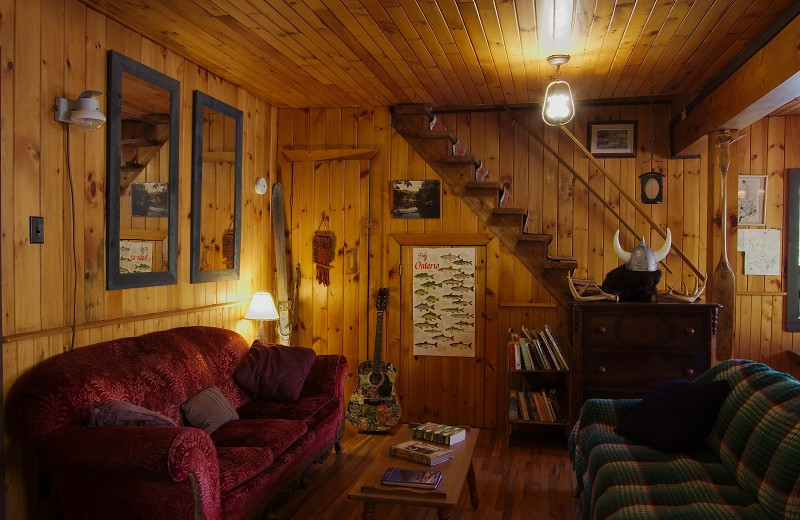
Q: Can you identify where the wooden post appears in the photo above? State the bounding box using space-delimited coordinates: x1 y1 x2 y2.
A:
707 131 738 361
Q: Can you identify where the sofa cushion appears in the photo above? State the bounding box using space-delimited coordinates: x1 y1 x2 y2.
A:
588 442 771 520
614 379 730 450
182 386 239 435
236 394 338 428
216 447 274 493
87 401 177 427
233 341 316 401
211 418 307 459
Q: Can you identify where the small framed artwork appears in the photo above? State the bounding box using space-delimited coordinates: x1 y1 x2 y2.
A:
119 240 154 273
587 121 637 157
392 180 441 218
738 175 767 226
131 182 169 217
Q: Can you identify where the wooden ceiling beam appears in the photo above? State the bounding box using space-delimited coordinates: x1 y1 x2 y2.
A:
671 14 800 157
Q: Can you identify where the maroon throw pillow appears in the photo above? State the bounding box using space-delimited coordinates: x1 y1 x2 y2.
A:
234 341 316 402
87 401 177 427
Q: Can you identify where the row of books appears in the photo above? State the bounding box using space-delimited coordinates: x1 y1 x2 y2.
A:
411 422 466 445
509 387 565 423
508 324 569 371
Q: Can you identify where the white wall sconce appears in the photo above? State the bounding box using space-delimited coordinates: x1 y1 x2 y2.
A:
542 55 575 126
54 90 106 131
245 292 279 341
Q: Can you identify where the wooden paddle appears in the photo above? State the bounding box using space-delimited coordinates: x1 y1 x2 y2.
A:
711 132 736 361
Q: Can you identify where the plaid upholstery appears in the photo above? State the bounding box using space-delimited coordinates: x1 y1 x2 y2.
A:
570 360 800 520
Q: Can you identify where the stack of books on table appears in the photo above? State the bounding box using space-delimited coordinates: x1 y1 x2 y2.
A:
381 467 442 490
507 324 569 371
390 440 453 466
411 422 467 445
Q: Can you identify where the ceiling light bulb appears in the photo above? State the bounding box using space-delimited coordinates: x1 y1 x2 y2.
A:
542 79 574 126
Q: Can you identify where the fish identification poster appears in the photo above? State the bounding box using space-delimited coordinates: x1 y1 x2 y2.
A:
412 247 475 357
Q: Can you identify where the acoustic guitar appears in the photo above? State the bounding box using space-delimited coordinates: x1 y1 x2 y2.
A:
346 288 401 432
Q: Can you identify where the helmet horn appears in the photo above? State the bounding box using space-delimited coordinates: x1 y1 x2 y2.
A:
653 229 672 263
613 230 631 264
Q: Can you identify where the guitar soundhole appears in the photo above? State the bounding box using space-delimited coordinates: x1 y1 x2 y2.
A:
369 372 385 387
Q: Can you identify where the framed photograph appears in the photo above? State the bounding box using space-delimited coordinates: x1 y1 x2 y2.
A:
392 180 441 218
587 121 637 157
738 175 767 226
131 182 169 217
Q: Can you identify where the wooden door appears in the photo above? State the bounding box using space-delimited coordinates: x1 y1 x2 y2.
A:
398 244 487 427
289 158 371 401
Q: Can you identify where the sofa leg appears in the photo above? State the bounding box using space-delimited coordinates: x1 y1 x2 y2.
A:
300 472 311 488
334 441 342 454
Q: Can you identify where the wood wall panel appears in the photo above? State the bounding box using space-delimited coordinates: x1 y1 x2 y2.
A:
1 1 276 517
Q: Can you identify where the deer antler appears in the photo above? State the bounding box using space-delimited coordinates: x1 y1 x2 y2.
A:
567 274 619 302
659 275 706 302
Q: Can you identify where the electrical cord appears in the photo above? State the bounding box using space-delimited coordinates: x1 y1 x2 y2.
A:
65 126 78 351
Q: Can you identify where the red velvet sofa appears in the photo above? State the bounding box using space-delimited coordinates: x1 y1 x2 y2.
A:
19 326 348 520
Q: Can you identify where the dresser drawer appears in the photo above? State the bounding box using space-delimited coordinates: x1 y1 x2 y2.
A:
582 350 708 389
583 313 706 350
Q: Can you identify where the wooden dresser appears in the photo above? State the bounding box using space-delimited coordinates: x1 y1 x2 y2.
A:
570 302 720 405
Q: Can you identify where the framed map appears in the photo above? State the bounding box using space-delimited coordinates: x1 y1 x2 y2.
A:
737 175 767 226
412 247 475 357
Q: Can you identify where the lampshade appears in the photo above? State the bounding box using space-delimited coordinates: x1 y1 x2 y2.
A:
542 55 575 126
245 292 279 320
70 95 106 131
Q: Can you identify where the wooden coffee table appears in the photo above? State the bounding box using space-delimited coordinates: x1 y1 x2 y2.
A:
347 424 479 520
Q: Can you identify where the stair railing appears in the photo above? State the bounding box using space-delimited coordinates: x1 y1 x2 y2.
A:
504 108 704 281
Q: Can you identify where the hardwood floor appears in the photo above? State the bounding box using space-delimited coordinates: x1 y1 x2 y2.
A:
271 423 578 519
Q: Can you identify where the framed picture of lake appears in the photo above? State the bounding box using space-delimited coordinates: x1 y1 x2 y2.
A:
392 180 441 218
587 121 637 157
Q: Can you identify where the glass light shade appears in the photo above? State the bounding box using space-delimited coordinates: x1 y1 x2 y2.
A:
542 80 575 126
70 97 106 131
245 292 279 320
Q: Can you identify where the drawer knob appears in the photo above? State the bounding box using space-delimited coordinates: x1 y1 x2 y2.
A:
684 368 695 377
596 365 607 374
684 327 696 336
596 326 607 335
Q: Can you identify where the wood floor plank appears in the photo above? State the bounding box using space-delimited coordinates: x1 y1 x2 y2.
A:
271 424 577 520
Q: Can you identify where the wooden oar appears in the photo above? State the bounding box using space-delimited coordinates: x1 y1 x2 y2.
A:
711 133 736 361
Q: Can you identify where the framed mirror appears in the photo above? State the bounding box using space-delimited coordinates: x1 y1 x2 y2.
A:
106 50 180 289
787 168 800 331
190 90 243 283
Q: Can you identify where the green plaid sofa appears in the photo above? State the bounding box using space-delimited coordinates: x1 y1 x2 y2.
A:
569 360 800 519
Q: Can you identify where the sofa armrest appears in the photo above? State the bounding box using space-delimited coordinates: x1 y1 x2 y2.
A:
300 354 348 399
38 425 221 520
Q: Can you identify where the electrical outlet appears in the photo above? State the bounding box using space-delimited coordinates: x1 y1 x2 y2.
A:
30 216 44 244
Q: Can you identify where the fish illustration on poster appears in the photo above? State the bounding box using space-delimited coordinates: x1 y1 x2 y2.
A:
412 247 475 357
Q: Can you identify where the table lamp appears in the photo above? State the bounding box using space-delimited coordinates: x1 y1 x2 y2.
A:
245 292 279 341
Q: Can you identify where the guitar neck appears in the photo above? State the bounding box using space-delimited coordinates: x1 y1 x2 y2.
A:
373 310 384 364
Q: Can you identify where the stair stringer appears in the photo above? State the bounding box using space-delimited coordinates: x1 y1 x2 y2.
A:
391 108 577 310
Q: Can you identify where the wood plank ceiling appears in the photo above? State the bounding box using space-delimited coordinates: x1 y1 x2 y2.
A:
80 0 797 110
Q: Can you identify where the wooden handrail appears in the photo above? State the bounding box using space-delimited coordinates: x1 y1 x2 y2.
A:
504 108 705 281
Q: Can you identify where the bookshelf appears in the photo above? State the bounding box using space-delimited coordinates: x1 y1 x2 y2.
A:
505 325 572 441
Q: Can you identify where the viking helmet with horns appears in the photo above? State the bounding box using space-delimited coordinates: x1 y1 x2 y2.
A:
613 229 671 272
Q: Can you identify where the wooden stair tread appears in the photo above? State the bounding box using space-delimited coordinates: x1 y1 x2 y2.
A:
517 233 553 242
492 207 527 215
393 104 433 119
121 163 144 172
466 181 501 190
122 138 163 147
442 155 480 167
417 129 457 143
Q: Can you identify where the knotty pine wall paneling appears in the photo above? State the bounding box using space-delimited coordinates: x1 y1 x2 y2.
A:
0 1 276 517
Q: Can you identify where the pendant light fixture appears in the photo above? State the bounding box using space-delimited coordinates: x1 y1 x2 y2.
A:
542 54 575 126
640 89 665 204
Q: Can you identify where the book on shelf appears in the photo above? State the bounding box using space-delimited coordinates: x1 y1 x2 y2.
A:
544 324 569 370
390 440 453 466
509 387 565 424
412 422 467 445
380 467 443 489
519 338 534 370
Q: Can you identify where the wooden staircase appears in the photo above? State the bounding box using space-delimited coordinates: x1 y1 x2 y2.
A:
391 104 578 310
119 114 170 191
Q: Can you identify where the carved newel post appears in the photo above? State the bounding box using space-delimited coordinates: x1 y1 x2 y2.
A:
711 132 736 360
